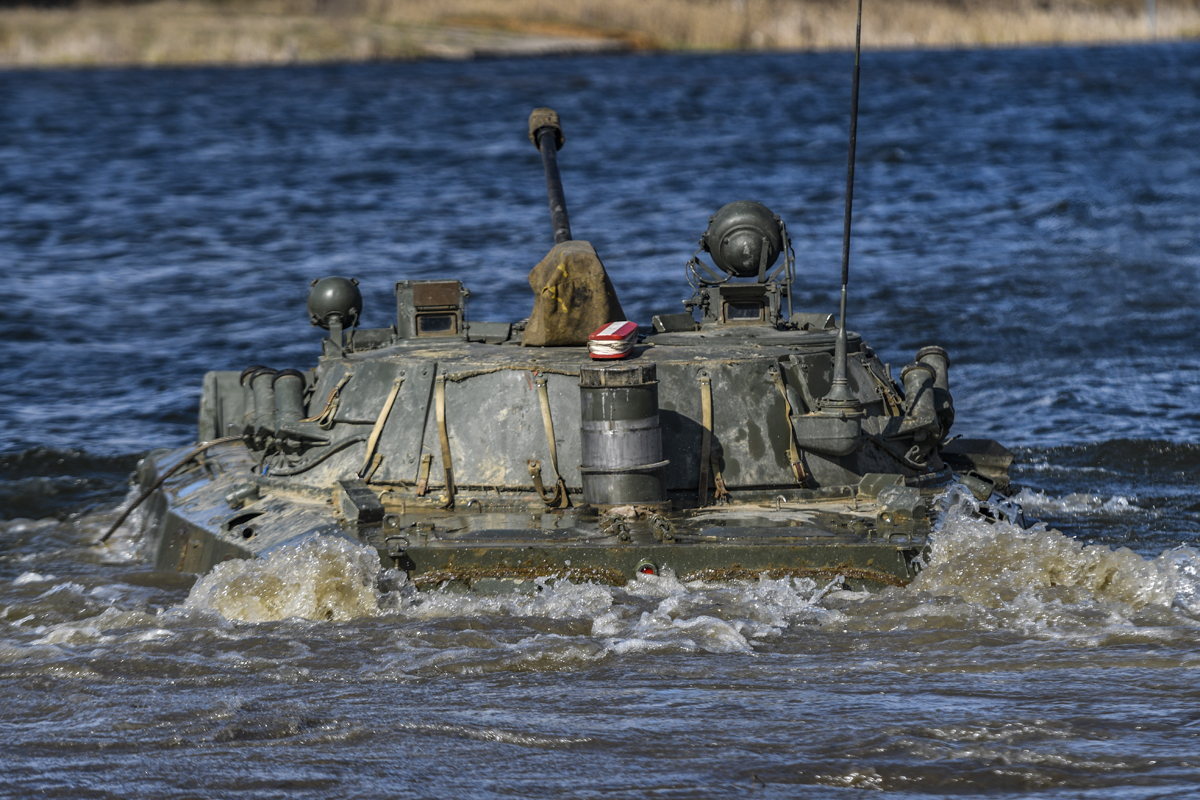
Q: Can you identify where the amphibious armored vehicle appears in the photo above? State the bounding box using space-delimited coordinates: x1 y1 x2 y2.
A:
119 108 1015 592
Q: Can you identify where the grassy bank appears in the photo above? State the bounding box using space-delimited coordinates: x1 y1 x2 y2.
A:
2 0 1198 67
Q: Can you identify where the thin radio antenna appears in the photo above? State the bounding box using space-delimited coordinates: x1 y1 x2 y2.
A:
840 0 863 331
822 0 865 415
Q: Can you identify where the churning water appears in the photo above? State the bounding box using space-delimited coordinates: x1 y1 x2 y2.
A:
2 43 1200 797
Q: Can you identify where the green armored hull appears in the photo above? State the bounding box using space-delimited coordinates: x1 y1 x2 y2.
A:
129 108 1016 592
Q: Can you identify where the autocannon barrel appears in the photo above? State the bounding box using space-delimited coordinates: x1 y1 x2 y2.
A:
528 107 572 244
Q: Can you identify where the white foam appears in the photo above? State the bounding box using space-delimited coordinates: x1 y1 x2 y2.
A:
29 607 160 646
402 577 614 622
12 572 54 586
586 573 840 655
1165 547 1200 615
1011 488 1141 515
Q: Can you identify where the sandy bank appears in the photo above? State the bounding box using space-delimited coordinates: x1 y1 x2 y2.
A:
1 0 1197 68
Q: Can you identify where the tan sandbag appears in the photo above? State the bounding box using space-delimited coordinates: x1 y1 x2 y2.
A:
522 240 625 347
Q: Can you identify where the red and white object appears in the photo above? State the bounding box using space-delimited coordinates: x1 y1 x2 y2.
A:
588 321 638 359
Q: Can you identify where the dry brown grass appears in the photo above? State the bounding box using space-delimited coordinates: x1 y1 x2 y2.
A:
0 1 418 65
2 0 1198 67
363 0 1200 50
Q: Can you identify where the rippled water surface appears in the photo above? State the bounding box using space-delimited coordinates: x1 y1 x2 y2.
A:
2 43 1200 798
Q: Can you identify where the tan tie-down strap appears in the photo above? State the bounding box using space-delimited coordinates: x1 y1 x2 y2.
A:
415 453 433 496
770 366 809 486
302 372 352 429
358 374 404 479
528 375 570 508
362 453 383 483
696 373 730 506
710 445 729 503
698 373 712 507
435 374 455 509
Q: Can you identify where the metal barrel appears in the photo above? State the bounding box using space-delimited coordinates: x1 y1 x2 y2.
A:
898 361 938 438
579 363 668 508
249 368 278 443
239 366 270 438
272 369 306 431
916 345 954 438
915 346 949 394
528 108 572 245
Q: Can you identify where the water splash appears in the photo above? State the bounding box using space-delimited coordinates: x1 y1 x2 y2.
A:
178 531 839 657
396 575 614 622
183 535 382 622
914 499 1175 609
87 484 149 564
591 571 840 655
823 492 1200 643
169 486 1200 651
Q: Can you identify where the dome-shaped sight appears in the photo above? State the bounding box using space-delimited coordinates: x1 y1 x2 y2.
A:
307 277 362 330
702 200 783 280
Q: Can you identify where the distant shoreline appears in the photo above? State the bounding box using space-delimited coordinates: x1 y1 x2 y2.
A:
1 0 1197 69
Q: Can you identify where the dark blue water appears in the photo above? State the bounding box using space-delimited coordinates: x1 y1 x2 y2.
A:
2 44 1200 798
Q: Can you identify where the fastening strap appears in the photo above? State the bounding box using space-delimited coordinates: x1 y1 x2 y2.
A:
770 367 809 485
435 374 455 509
698 373 713 507
699 376 729 503
359 375 404 478
363 453 383 483
711 455 729 503
528 460 562 508
415 453 432 496
303 372 352 430
532 375 570 508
